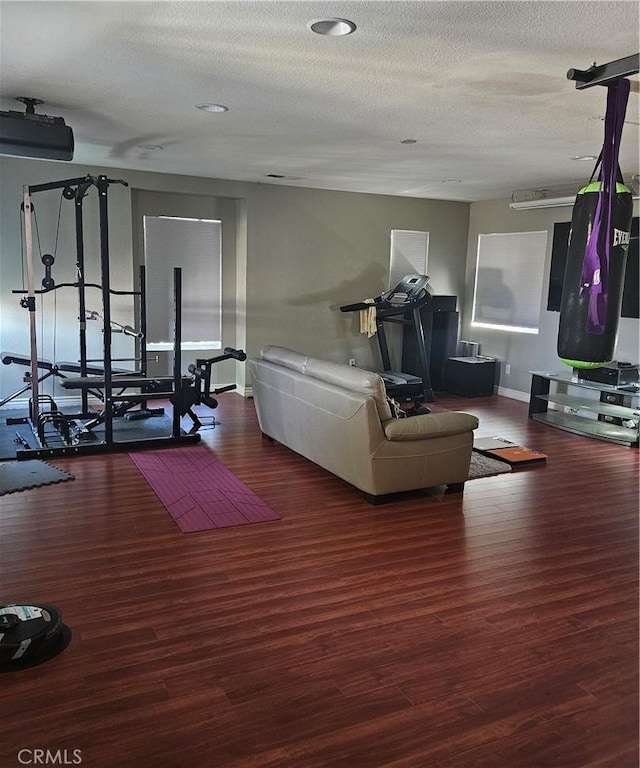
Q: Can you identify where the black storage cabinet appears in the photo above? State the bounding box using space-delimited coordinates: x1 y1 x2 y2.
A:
445 356 496 397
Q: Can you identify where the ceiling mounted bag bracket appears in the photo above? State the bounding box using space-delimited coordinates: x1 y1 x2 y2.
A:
567 53 639 89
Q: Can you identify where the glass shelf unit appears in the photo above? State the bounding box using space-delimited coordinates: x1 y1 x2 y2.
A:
528 371 639 447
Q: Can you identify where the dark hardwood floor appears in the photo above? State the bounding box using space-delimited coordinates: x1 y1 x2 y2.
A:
0 392 638 768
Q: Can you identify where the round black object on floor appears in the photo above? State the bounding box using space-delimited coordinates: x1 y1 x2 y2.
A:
0 604 71 671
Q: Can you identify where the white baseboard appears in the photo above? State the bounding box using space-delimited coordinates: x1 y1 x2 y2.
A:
496 385 529 403
496 385 565 411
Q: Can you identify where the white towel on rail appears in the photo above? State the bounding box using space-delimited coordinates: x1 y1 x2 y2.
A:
359 299 377 338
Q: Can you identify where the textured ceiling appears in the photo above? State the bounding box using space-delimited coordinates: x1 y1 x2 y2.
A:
0 0 638 201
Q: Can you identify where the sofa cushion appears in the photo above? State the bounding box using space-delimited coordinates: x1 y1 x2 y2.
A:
383 411 479 441
260 345 308 374
304 359 392 421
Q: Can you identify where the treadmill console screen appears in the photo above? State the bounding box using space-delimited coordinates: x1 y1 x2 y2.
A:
384 274 431 306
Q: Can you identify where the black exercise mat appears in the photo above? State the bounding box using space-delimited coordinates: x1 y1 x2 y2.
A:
0 411 181 460
92 413 177 440
0 460 74 496
0 412 34 460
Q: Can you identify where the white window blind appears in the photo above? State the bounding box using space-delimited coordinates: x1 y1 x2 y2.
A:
390 230 429 288
143 216 222 350
471 230 548 334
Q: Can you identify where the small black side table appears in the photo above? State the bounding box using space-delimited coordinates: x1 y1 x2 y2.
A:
445 356 496 397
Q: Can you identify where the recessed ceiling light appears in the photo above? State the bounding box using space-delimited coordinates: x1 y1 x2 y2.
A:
196 103 229 113
400 139 417 144
441 179 462 184
141 144 164 151
308 18 356 36
572 155 598 161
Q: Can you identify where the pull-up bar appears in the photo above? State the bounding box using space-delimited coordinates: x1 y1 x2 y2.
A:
567 53 639 89
27 174 128 194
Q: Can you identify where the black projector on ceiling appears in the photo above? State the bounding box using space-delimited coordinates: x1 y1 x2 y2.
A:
0 98 74 161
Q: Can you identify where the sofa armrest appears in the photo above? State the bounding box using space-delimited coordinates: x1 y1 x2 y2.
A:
383 412 479 441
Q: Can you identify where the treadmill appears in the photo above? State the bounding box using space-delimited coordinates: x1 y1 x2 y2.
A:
340 274 435 405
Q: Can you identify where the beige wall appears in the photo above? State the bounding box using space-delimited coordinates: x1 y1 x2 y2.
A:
244 184 469 371
464 197 640 397
0 156 470 401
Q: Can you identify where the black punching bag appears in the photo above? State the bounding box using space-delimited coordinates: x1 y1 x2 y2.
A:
557 181 633 368
557 78 633 369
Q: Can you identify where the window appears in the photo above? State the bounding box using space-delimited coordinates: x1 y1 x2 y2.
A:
390 229 429 288
471 230 548 334
143 216 222 351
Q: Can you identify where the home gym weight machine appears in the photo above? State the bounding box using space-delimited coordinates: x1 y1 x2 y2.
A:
7 173 244 459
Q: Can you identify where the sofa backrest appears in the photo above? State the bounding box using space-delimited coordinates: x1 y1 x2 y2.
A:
260 345 392 421
260 345 308 374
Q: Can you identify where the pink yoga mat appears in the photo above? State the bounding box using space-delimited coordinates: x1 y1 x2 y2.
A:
130 446 280 532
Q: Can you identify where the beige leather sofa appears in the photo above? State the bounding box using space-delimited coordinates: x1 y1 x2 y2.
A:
249 346 479 503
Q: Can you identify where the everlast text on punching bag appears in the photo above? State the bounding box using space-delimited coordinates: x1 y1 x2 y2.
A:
557 180 633 368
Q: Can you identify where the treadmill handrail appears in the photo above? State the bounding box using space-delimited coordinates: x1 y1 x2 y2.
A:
340 298 381 313
340 274 433 317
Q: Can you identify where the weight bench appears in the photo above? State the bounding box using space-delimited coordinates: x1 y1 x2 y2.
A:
61 374 201 430
2 352 131 377
56 361 133 377
1 352 58 408
1 351 136 410
61 375 189 393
